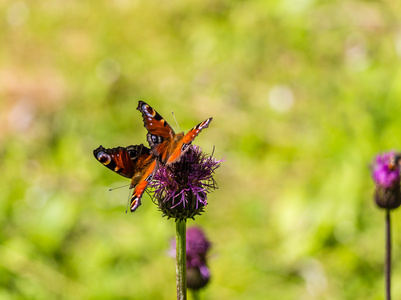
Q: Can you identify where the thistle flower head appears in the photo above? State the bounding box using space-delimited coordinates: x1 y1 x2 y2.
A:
371 151 401 209
372 152 400 188
150 145 222 221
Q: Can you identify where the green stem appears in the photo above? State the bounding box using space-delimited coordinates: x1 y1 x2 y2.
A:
176 220 187 300
385 209 391 300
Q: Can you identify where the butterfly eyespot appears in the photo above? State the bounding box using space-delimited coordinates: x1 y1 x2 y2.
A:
127 148 139 158
97 152 111 165
144 106 156 117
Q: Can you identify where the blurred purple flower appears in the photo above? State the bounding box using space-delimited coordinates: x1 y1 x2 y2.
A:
170 226 212 290
150 145 222 220
371 151 401 209
186 227 211 268
372 152 400 188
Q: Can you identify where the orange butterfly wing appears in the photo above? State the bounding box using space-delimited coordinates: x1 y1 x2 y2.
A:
165 118 213 164
137 101 174 147
129 151 158 212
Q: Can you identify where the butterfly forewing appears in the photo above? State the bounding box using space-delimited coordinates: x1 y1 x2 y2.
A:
163 118 213 164
93 145 142 178
94 143 157 212
182 118 213 143
137 101 175 148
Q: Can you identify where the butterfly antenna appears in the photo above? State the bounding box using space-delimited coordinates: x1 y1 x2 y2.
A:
109 184 130 192
125 189 132 213
171 111 181 132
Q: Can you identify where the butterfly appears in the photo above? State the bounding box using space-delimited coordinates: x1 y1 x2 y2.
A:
93 144 158 212
137 101 213 165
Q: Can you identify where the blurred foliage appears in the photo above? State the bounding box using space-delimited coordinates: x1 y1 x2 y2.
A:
1 0 401 299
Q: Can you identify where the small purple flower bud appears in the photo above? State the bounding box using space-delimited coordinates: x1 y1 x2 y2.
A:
170 227 212 290
186 227 211 269
371 151 401 209
150 146 222 221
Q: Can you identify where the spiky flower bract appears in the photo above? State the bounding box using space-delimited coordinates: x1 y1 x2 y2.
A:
371 151 401 209
150 145 221 221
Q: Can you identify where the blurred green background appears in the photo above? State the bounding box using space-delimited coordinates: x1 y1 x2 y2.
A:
2 0 401 299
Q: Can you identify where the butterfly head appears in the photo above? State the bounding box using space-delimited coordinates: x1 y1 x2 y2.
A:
174 132 185 142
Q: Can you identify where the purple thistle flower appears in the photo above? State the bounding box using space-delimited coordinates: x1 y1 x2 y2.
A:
371 151 401 209
169 226 212 290
150 145 222 220
372 152 400 188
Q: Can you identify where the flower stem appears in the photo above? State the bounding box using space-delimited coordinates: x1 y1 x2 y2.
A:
176 220 187 300
385 208 391 300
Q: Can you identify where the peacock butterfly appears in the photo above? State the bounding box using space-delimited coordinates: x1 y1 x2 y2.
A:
94 101 212 212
